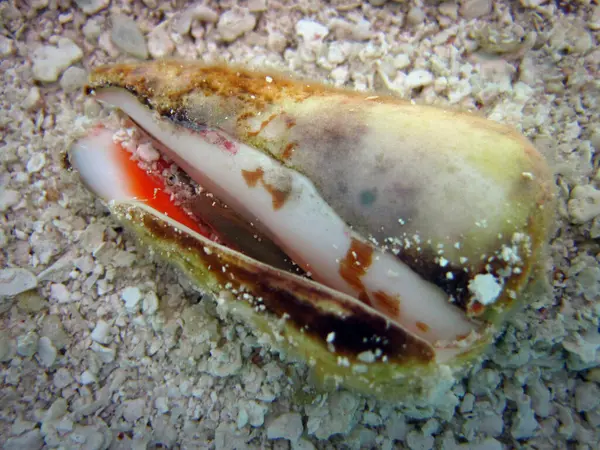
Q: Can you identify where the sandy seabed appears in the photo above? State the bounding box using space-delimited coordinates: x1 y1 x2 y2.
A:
1 0 599 449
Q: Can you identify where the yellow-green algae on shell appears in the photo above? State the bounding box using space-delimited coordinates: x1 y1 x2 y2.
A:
78 61 554 401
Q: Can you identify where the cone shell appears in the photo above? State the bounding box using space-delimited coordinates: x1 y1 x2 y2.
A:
72 61 554 400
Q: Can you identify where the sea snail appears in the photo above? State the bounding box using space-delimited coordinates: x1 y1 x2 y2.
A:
70 61 554 400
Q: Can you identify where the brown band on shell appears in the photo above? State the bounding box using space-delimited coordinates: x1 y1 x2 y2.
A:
241 168 292 210
86 61 426 117
338 238 373 297
247 113 279 137
281 143 296 160
371 290 401 319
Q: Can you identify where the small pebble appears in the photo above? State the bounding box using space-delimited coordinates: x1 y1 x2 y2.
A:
460 393 475 413
44 398 67 422
59 66 87 93
237 408 249 428
90 320 112 344
143 291 159 315
82 18 102 42
460 0 492 19
41 315 69 349
244 400 268 427
527 379 551 418
469 369 501 395
74 255 95 274
248 0 267 12
147 27 174 59
568 185 600 224
329 18 373 41
70 425 104 448
268 32 288 53
385 413 406 440
12 418 35 436
474 438 503 450
590 5 600 30
217 8 257 43
17 291 48 313
3 430 44 450
407 7 426 26
83 98 102 117
394 54 411 70
574 267 600 301
0 189 20 212
58 11 74 24
0 331 14 362
575 382 600 412
74 0 110 14
31 38 83 83
155 396 169 414
267 412 303 441
37 336 57 367
56 417 74 433
0 35 15 57
91 341 116 363
0 268 37 296
122 286 142 311
293 438 316 450
439 2 459 19
111 15 148 59
53 367 74 389
406 429 435 450
511 396 539 439
50 283 71 303
296 19 329 42
405 70 434 89
26 153 46 173
80 370 98 385
123 398 146 423
17 331 39 357
23 87 43 111
172 5 218 35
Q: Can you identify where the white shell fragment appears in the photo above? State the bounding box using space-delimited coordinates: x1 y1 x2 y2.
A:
91 341 116 363
267 413 304 441
26 153 46 173
217 9 257 43
568 185 600 224
90 320 112 344
37 336 58 367
121 286 142 311
468 274 503 306
0 268 38 297
31 38 83 83
110 15 148 59
17 331 39 357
